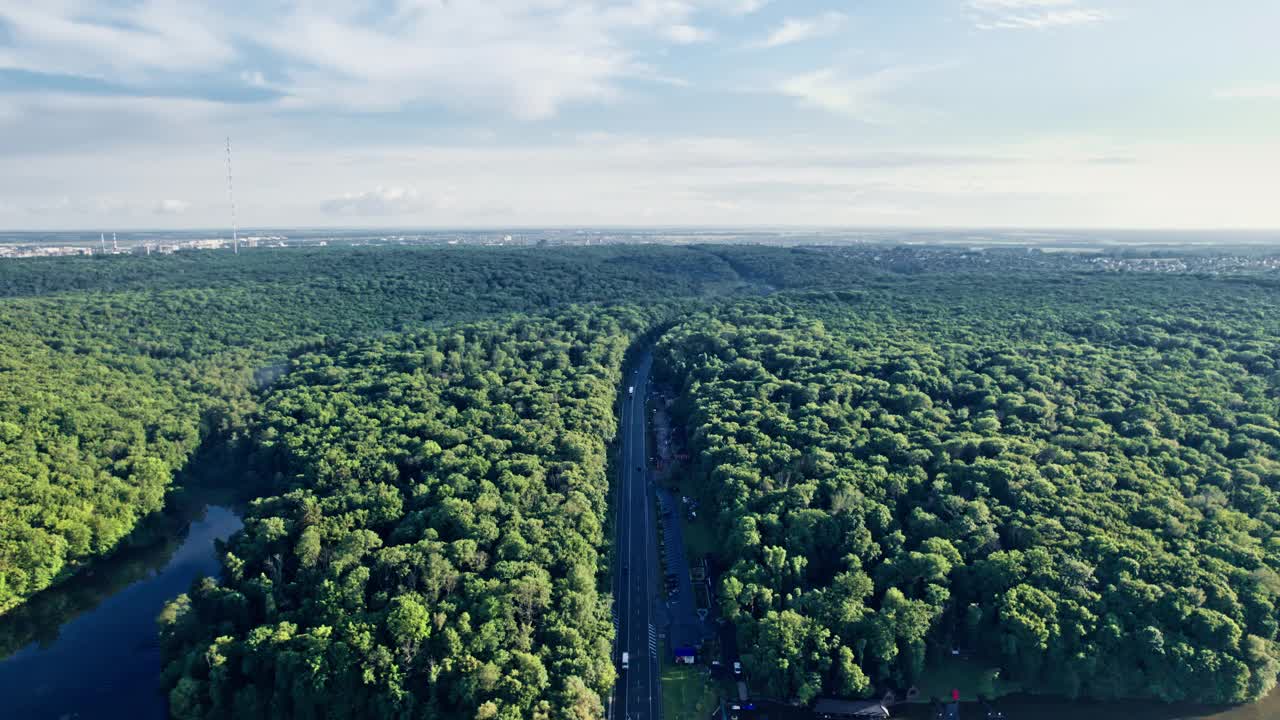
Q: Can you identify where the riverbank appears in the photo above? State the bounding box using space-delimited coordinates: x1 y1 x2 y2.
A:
0 504 243 718
0 425 263 623
0 483 241 662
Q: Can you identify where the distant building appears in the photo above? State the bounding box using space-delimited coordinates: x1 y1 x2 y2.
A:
187 239 227 250
674 646 696 665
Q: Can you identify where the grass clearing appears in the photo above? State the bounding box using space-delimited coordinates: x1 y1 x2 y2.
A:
681 512 716 561
913 655 1021 702
661 664 720 720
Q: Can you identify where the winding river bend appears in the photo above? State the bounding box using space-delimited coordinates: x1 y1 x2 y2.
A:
0 504 241 719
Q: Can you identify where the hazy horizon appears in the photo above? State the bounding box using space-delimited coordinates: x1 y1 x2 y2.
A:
3 225 1280 235
4 226 1280 252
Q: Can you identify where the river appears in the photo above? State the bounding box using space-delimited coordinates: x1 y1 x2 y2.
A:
0 504 242 719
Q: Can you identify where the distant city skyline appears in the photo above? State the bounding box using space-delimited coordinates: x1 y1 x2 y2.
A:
1 1 1278 230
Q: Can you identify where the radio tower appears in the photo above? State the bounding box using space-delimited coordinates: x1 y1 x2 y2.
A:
226 137 239 254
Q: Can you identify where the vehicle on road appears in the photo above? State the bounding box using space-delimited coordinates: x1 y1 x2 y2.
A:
621 652 630 671
628 385 634 396
733 661 742 677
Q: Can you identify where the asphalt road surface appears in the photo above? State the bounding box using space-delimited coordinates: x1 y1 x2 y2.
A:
613 351 660 720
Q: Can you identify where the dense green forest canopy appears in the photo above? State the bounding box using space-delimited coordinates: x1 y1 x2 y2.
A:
159 307 655 719
3 243 1280 718
0 245 742 613
0 245 743 300
655 276 1280 704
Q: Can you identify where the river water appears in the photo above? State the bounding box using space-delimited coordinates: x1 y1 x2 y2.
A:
0 504 241 720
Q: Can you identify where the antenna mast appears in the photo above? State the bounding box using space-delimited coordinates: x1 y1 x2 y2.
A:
226 137 239 254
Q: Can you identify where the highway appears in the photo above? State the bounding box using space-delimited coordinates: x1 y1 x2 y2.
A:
613 350 661 720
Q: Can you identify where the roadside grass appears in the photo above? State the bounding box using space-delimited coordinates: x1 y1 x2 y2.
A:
661 664 720 720
913 655 1021 702
651 399 724 720
664 464 715 561
666 466 717 613
681 512 716 561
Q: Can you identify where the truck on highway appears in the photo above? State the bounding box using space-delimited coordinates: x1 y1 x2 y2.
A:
621 651 630 671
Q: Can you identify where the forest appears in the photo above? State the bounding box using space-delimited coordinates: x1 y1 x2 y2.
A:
655 275 1280 704
159 307 657 719
2 244 1279 717
0 245 741 613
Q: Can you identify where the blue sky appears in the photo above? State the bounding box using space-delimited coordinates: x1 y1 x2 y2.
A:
0 0 1277 229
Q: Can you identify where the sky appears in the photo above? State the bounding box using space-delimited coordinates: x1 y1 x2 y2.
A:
0 0 1278 230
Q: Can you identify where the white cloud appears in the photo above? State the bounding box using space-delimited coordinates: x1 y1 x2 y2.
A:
0 3 233 81
0 192 188 219
155 199 190 215
755 12 847 49
1215 85 1280 99
7 194 134 217
0 3 1274 231
24 195 76 215
776 65 946 123
0 1 750 120
240 70 268 88
664 24 714 45
322 186 431 216
0 92 238 158
4 133 1280 229
968 0 1110 30
642 71 694 88
970 0 1078 6
727 0 770 14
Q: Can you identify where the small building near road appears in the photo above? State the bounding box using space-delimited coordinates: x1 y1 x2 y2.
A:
675 646 697 664
813 698 891 719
